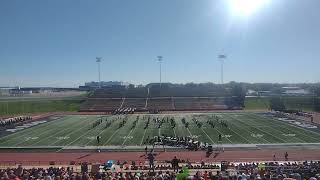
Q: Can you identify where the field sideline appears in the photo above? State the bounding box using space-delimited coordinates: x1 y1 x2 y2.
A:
1 112 320 148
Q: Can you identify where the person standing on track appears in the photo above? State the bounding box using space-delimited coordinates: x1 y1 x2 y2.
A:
171 156 179 173
285 152 288 161
147 150 155 172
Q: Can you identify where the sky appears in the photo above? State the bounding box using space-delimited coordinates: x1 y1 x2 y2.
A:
0 0 319 87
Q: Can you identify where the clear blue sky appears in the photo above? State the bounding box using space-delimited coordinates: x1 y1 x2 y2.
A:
0 0 319 87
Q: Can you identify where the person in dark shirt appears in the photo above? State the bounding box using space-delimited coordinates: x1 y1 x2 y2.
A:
147 151 155 172
171 156 179 172
96 136 100 144
285 152 288 161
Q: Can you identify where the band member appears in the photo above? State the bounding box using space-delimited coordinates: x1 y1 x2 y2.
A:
97 136 100 144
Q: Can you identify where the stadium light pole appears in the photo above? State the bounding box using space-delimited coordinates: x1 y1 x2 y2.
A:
157 56 163 88
218 54 227 84
96 57 102 88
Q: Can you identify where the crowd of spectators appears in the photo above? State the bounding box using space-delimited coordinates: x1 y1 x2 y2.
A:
1 161 320 180
0 116 32 127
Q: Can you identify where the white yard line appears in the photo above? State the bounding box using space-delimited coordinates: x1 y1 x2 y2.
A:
139 129 147 146
237 116 287 143
122 129 134 146
227 126 252 144
248 114 308 143
173 128 177 138
33 118 92 145
186 128 193 136
201 128 215 144
213 128 233 143
254 114 320 142
62 124 104 147
85 124 116 146
226 114 271 144
13 117 80 146
104 129 120 145
0 116 69 145
48 119 94 146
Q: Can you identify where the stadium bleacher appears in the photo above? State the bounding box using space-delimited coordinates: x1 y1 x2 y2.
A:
80 85 242 112
1 161 319 179
122 98 147 110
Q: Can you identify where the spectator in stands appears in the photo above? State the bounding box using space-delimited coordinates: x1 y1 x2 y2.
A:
171 156 180 173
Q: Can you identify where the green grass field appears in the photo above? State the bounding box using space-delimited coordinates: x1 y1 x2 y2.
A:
0 98 84 116
1 112 320 148
245 96 319 111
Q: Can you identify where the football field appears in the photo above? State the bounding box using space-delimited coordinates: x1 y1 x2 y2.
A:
1 113 320 148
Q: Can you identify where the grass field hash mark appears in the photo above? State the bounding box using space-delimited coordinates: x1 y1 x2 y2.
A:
253 114 320 142
31 117 93 146
213 127 233 144
173 128 177 138
201 128 215 144
239 114 292 143
139 129 147 146
227 127 251 144
0 116 69 145
253 117 306 143
122 129 134 146
13 116 78 146
104 129 121 145
48 117 96 146
186 128 192 136
219 116 251 143
62 119 107 147
247 114 308 143
84 122 117 146
225 114 271 144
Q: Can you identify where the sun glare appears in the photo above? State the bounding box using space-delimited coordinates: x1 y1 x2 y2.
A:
228 0 269 17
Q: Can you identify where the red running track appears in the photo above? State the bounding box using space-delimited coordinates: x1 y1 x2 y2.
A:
0 149 320 166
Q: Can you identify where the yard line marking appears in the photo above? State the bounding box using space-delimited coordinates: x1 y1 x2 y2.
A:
213 128 233 144
186 128 193 136
219 115 255 144
0 116 69 145
244 114 305 143
85 117 121 146
227 125 251 144
104 129 120 145
48 117 96 146
201 128 215 144
62 120 106 147
13 116 79 146
122 129 134 146
31 117 93 145
84 128 109 146
239 114 286 143
252 113 320 142
225 114 271 144
173 128 177 138
139 129 147 146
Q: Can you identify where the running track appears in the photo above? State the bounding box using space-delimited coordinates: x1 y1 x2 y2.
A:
0 149 320 166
